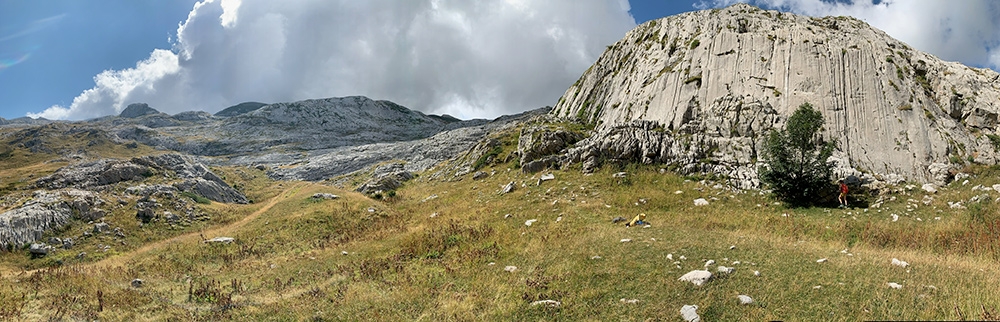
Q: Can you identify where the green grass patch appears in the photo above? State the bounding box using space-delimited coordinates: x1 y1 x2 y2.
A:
181 191 212 204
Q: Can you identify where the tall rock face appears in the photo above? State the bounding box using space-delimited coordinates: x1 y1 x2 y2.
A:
553 3 1000 186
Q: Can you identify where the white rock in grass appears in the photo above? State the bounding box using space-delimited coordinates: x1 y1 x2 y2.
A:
729 245 736 250
817 258 828 263
993 184 1000 193
680 305 701 322
524 219 538 226
737 294 754 305
693 198 709 206
620 298 640 304
540 173 555 181
675 190 684 194
704 260 715 268
891 214 899 222
679 255 687 260
922 184 938 194
891 258 909 268
620 238 632 243
204 237 235 244
717 266 734 274
504 266 517 272
590 255 602 260
753 270 761 277
678 270 713 286
530 300 561 307
887 282 903 289
667 254 673 260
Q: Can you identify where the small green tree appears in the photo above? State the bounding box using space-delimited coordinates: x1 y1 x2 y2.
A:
759 102 835 206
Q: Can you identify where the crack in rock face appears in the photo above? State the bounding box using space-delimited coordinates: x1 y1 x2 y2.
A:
549 3 1000 188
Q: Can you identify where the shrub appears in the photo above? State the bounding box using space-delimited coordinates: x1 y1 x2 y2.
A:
689 39 700 49
759 102 836 206
182 191 212 204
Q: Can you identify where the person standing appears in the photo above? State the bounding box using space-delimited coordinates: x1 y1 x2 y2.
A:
838 179 848 208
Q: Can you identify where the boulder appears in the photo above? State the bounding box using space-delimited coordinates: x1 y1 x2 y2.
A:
356 163 414 195
204 237 235 244
680 304 700 322
136 208 156 223
29 243 50 256
174 178 248 204
678 270 712 286
472 171 489 180
93 222 110 234
62 238 74 249
312 193 340 200
500 181 517 194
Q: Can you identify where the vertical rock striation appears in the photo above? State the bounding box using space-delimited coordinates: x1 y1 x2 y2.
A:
553 3 1000 187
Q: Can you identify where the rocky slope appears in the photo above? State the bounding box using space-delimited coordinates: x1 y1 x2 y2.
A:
269 107 547 181
552 3 1000 187
214 102 267 117
1 153 245 249
108 96 486 160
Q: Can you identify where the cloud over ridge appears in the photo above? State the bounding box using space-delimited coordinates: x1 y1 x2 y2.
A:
32 0 637 120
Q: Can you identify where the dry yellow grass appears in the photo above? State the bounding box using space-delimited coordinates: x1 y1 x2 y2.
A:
1 128 1000 320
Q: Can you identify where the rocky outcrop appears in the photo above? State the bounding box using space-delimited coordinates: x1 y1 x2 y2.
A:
0 190 106 249
356 163 414 195
172 111 215 122
174 178 248 204
36 154 247 204
552 3 1000 186
517 121 586 173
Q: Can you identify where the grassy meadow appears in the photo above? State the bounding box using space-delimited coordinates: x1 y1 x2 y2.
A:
1 127 1000 320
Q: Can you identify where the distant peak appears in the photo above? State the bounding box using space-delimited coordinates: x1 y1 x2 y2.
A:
215 102 268 117
120 103 161 118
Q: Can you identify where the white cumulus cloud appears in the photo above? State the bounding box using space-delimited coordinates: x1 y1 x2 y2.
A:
695 0 1000 70
32 0 636 120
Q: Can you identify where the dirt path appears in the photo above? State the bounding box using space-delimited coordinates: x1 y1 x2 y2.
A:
97 182 308 268
0 182 309 276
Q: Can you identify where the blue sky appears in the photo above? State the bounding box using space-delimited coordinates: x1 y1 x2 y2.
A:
0 0 197 119
0 0 998 120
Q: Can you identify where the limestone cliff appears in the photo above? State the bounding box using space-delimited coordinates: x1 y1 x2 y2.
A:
552 3 1000 186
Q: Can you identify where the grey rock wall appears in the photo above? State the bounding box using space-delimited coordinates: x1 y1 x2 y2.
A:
552 3 1000 186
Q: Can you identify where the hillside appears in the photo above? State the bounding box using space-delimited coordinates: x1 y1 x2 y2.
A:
2 122 1000 320
552 3 1000 188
